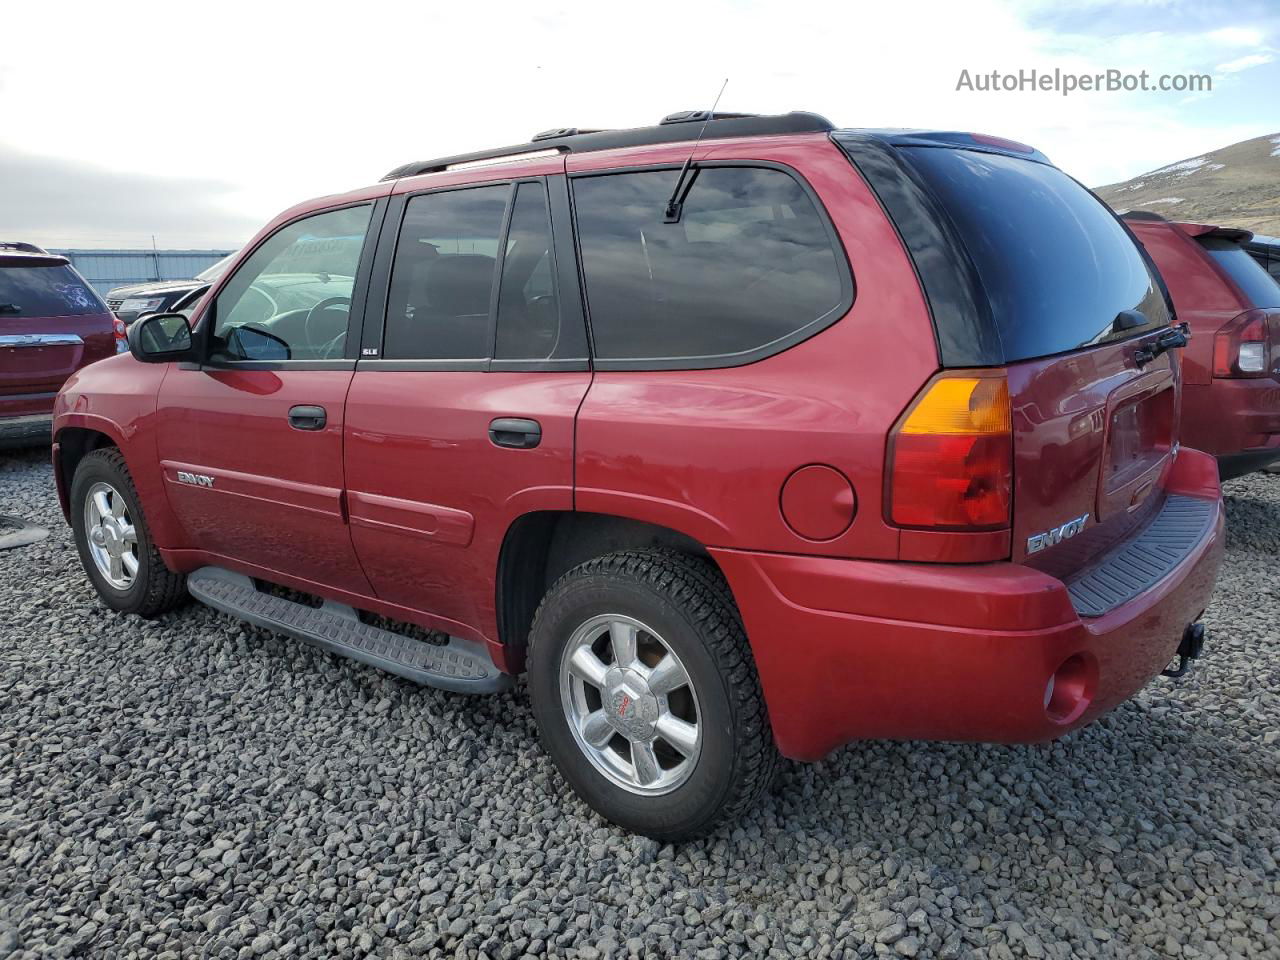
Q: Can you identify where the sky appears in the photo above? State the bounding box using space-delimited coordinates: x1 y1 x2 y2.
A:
1 0 1277 250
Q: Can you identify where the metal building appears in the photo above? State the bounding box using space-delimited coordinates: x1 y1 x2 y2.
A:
50 249 234 296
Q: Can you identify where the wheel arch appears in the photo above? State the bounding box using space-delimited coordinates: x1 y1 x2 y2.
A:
495 511 722 672
52 425 120 521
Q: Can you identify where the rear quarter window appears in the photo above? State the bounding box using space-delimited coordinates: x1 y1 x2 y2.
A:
0 263 106 318
1198 237 1280 308
571 166 851 367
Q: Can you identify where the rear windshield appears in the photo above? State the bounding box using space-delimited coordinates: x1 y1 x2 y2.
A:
0 262 107 317
1198 237 1280 308
902 147 1170 362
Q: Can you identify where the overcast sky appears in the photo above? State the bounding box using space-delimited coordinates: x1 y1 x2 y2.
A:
2 0 1277 250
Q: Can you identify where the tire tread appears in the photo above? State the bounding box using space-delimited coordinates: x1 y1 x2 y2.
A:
529 548 779 839
75 448 187 617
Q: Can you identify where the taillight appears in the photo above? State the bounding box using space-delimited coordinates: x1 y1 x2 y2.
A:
113 317 128 354
888 375 1013 530
1213 309 1275 378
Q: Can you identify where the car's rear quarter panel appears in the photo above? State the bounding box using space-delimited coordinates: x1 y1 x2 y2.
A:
572 135 938 561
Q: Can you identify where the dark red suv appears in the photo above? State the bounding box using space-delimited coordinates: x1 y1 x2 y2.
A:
1124 213 1280 477
53 113 1224 838
2 243 124 446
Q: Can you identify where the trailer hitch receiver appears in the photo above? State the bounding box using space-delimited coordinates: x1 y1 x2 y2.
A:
1162 622 1206 679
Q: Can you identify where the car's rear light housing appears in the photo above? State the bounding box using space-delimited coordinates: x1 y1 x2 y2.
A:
1213 309 1276 378
887 373 1013 530
113 317 128 353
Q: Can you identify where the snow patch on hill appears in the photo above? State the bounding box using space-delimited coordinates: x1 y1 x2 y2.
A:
1151 157 1210 176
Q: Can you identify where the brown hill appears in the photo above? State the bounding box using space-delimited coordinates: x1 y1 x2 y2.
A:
1096 132 1280 236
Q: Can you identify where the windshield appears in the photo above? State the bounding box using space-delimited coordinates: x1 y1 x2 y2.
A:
902 147 1170 362
195 253 236 282
0 262 107 317
1198 237 1280 308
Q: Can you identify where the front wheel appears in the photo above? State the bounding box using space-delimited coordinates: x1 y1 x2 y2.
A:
70 448 187 617
527 549 778 840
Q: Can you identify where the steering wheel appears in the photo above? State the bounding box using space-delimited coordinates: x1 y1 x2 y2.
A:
317 329 347 360
302 297 352 353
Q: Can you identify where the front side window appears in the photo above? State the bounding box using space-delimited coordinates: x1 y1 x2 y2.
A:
571 166 847 364
0 261 106 318
211 204 372 362
383 185 509 360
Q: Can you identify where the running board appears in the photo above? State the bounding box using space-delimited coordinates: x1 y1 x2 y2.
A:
187 566 511 694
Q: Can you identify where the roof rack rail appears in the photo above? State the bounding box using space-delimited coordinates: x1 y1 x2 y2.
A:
531 127 608 142
660 110 760 125
382 111 833 181
0 241 49 254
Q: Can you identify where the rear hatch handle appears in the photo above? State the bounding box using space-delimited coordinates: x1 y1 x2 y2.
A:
1134 322 1191 369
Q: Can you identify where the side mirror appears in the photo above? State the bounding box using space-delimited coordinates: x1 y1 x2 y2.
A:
127 312 195 363
226 325 291 361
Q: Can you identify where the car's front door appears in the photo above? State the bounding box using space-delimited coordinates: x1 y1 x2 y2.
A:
343 170 591 640
155 200 384 594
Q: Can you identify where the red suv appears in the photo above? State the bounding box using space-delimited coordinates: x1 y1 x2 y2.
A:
2 243 124 446
1124 213 1280 477
53 113 1225 839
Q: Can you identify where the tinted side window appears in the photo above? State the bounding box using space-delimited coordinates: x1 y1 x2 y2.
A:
1199 238 1280 308
0 263 106 317
496 182 562 360
384 186 509 360
572 167 846 364
211 205 372 361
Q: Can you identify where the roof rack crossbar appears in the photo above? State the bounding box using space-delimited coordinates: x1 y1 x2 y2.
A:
382 111 833 181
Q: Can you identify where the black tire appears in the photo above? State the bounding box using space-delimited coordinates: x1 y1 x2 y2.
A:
70 448 187 617
527 549 779 840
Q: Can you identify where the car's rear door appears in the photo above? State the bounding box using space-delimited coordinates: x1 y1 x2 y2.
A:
155 199 385 594
343 159 591 641
1 256 116 417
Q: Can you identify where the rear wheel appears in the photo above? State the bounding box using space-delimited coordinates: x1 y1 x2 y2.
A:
70 448 187 617
527 549 778 840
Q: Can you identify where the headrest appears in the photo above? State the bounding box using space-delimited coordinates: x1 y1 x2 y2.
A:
424 255 495 316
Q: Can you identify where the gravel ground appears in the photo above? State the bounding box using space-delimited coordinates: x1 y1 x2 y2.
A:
1 445 1277 960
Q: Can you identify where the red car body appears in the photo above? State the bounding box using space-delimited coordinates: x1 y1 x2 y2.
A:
1 247 122 445
52 120 1224 761
1125 214 1280 478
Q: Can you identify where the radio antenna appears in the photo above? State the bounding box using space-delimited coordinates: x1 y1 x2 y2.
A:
663 78 728 224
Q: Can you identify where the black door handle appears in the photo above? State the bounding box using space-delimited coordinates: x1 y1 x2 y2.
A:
489 417 542 449
288 404 327 431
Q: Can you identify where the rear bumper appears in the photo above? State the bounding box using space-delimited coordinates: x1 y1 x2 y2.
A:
1182 379 1280 476
711 449 1225 761
0 413 53 447
1218 445 1280 480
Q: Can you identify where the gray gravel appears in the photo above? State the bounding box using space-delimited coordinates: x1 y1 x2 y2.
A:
1 445 1277 960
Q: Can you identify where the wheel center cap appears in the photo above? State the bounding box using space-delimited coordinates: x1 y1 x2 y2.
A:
604 668 658 740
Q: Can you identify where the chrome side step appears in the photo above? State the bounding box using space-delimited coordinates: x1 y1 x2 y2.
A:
187 566 511 694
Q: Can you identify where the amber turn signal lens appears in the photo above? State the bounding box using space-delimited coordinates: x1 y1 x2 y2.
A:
889 376 1013 530
899 377 1011 436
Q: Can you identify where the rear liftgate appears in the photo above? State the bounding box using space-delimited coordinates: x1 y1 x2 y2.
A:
187 567 511 693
